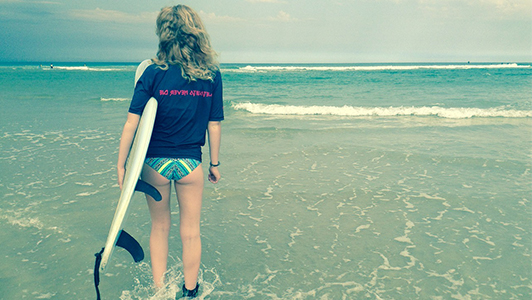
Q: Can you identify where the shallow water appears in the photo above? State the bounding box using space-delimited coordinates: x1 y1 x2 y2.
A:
0 63 530 299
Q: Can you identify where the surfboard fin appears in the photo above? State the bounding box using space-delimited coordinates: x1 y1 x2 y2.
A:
135 179 162 201
94 230 144 299
116 229 144 262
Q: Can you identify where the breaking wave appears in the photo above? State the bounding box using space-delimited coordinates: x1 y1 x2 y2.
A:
233 102 532 119
44 66 133 72
100 97 130 102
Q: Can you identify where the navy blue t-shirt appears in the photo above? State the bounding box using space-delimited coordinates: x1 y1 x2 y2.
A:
129 64 224 161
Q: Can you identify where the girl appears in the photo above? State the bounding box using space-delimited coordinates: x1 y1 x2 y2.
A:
117 5 223 298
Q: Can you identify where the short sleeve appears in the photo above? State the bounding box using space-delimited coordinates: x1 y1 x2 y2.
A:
209 70 224 121
129 67 154 115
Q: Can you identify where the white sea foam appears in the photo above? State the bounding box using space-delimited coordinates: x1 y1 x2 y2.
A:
100 97 130 102
224 63 531 73
48 66 130 71
233 102 532 119
3 214 44 230
120 260 221 300
53 66 90 71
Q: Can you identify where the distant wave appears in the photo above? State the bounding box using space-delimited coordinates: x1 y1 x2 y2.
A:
224 63 531 73
53 66 90 70
100 97 129 102
46 66 131 71
233 102 532 119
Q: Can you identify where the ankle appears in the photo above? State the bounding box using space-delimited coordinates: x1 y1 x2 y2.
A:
182 283 199 298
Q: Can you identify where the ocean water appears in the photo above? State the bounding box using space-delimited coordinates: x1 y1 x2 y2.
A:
0 62 531 299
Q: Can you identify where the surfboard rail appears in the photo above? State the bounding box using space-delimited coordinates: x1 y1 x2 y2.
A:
93 59 159 299
98 96 158 272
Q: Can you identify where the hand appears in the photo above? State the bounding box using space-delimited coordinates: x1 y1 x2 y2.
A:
117 166 125 189
208 166 221 184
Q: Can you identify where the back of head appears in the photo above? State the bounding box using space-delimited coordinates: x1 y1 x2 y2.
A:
153 5 218 81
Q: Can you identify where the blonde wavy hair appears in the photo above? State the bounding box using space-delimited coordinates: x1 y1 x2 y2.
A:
152 5 218 81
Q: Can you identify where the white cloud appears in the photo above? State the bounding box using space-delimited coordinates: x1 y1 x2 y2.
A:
245 0 286 3
268 10 297 22
70 8 157 23
0 0 60 3
32 1 60 4
199 10 296 26
70 8 245 25
383 0 530 11
380 0 532 19
479 0 531 11
417 0 531 12
199 11 245 23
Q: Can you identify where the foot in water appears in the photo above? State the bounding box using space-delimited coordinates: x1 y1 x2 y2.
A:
181 283 199 299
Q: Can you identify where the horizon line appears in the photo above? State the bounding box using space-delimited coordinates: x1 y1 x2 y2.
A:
1 60 531 65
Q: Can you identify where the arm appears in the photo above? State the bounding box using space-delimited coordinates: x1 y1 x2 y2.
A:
117 113 140 189
207 121 222 184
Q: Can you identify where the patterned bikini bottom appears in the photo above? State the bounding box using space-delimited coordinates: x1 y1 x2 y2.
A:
144 157 200 181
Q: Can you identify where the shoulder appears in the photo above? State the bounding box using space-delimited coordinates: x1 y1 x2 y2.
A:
137 64 160 82
145 63 164 75
143 64 179 84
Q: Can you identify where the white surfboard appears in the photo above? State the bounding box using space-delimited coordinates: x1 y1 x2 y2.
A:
99 59 158 272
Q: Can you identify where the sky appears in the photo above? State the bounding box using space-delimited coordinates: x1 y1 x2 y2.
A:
0 0 530 63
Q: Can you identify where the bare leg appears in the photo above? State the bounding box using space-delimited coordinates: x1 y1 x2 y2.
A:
175 164 204 290
142 164 172 288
